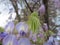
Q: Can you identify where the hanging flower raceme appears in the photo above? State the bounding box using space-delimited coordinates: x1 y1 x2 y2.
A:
0 32 8 41
16 22 28 36
38 4 45 16
20 30 26 36
18 38 31 45
3 34 18 45
4 21 14 34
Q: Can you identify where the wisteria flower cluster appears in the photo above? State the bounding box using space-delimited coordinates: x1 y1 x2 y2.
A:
0 21 49 45
0 21 32 45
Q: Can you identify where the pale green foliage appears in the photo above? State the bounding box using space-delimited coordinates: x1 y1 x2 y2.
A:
48 30 55 36
27 12 41 33
0 27 4 32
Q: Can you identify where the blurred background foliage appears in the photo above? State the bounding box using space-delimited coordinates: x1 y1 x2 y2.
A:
0 0 60 45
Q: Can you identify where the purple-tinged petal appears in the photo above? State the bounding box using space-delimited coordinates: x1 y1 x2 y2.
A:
0 32 8 41
4 21 14 34
54 0 60 9
43 42 53 45
16 34 20 40
3 34 18 45
16 22 28 34
18 38 31 45
20 30 26 36
48 36 54 43
38 4 45 16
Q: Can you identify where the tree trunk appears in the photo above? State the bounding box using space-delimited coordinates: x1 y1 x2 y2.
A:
43 0 49 29
48 0 56 30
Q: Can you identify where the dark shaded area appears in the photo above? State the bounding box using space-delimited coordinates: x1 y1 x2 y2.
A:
43 0 49 29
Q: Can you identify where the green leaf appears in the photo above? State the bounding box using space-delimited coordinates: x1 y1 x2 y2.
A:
27 12 41 33
31 12 38 18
